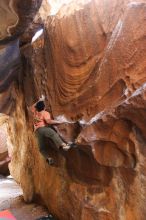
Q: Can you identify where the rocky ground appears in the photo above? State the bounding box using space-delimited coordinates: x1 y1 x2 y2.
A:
0 175 49 220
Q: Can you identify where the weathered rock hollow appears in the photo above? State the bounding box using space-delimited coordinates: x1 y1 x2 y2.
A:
1 0 146 219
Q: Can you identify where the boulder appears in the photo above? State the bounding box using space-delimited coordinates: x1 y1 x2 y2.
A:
1 0 146 219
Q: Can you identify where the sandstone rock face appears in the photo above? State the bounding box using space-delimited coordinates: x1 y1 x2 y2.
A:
0 117 9 175
0 0 42 175
1 0 146 220
0 0 42 44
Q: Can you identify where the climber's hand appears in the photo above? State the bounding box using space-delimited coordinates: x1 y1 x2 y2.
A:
39 94 45 101
56 121 63 124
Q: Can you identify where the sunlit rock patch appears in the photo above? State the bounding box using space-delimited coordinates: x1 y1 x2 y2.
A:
0 114 12 175
1 0 146 220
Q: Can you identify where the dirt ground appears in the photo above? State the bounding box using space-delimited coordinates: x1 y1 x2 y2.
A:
0 175 49 220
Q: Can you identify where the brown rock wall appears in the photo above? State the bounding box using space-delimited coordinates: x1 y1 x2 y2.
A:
0 0 42 44
1 0 146 220
18 1 146 219
0 114 12 175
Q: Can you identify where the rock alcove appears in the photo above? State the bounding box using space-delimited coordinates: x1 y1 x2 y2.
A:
0 0 146 219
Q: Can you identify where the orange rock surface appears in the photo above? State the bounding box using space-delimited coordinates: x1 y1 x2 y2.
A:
1 0 146 219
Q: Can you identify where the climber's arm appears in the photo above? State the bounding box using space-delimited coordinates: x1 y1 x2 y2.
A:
45 119 62 125
44 112 62 125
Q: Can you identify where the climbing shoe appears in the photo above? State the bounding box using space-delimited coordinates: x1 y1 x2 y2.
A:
46 157 54 165
61 143 71 151
69 142 77 148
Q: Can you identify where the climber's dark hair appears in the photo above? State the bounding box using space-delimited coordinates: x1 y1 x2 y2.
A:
35 101 45 112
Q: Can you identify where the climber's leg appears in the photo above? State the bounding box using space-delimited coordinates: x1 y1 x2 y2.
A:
37 127 64 149
36 127 72 151
35 130 48 159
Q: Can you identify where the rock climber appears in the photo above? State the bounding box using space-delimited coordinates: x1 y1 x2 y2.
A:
29 95 72 165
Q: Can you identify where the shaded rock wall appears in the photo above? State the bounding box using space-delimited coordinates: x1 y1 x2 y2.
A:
0 0 42 44
1 0 146 220
0 0 42 175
